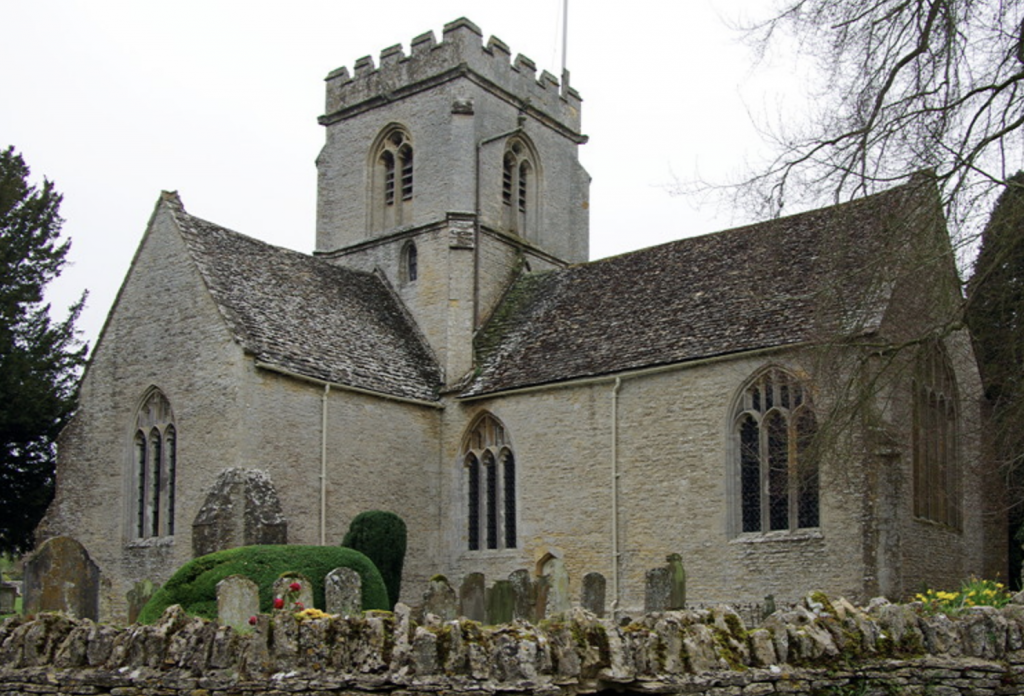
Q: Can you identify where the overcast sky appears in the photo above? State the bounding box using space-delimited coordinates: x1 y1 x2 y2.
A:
0 0 794 349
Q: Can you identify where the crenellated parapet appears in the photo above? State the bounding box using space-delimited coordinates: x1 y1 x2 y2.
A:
320 17 582 132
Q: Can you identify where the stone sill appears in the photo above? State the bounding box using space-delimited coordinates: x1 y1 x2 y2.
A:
730 528 823 544
125 536 175 549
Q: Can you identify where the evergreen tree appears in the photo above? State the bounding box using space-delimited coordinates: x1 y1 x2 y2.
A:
0 146 86 555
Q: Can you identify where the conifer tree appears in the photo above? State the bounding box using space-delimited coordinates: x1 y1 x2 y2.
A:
0 146 87 555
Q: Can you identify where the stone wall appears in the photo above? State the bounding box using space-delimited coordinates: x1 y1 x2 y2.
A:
4 595 1024 695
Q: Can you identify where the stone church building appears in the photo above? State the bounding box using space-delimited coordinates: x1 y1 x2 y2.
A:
38 18 1002 621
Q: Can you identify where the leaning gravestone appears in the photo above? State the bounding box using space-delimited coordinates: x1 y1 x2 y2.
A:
217 575 259 629
274 573 314 611
581 572 606 617
325 567 361 616
0 583 16 614
421 575 457 620
23 536 100 620
459 572 486 622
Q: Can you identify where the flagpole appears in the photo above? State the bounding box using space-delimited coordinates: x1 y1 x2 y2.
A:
561 0 569 88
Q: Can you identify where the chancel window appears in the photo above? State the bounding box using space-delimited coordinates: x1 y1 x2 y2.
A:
733 367 819 534
913 341 961 528
372 127 414 232
131 389 177 538
501 139 537 238
462 413 516 550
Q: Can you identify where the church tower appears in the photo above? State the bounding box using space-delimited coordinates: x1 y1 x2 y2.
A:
315 18 590 385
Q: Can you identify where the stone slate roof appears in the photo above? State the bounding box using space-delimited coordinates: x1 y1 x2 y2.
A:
162 193 441 402
464 181 932 397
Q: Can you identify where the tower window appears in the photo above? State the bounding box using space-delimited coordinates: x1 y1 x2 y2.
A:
372 127 414 232
501 139 537 239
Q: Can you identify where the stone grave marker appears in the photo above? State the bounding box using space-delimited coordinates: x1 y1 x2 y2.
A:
666 553 686 610
486 579 514 625
191 468 288 558
421 575 457 620
0 583 16 614
508 569 535 621
325 567 362 616
23 536 100 620
459 572 486 622
541 555 570 617
274 573 314 611
581 572 606 617
217 575 259 629
645 566 671 612
126 580 158 624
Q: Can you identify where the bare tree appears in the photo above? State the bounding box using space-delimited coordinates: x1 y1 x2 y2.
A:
736 0 1024 245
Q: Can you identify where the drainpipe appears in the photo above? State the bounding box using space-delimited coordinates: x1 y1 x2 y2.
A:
474 119 525 328
320 383 330 545
611 376 622 616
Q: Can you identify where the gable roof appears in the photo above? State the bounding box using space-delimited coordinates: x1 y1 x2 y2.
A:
161 193 442 402
464 179 938 398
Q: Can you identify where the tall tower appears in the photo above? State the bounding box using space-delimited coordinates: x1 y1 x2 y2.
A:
315 18 590 385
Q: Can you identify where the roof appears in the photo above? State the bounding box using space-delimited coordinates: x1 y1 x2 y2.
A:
463 180 935 397
161 193 442 402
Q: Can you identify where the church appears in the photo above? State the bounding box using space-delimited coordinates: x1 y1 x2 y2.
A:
37 18 1002 622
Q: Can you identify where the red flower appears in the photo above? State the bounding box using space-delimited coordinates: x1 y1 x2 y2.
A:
289 582 301 592
248 616 258 626
294 601 304 610
273 598 285 609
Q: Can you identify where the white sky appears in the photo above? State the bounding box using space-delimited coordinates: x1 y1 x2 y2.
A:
0 0 793 349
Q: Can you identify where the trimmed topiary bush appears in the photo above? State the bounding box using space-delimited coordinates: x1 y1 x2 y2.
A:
137 544 388 624
342 510 407 609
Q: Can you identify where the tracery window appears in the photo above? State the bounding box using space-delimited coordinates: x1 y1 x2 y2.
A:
462 413 516 550
732 367 819 534
372 127 413 232
131 389 177 539
501 139 537 238
912 341 960 528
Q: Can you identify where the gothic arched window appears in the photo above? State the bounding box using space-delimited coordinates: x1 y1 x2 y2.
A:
732 367 819 534
371 127 414 232
462 413 517 550
913 341 960 528
131 388 177 539
400 241 418 284
501 138 537 238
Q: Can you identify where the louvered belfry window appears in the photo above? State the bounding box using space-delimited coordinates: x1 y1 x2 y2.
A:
373 127 414 231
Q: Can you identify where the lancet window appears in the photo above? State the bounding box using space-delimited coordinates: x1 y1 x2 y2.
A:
131 388 177 539
501 139 537 238
372 127 414 231
912 341 961 528
463 413 516 550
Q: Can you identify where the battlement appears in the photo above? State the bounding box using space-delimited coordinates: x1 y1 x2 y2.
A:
320 18 582 133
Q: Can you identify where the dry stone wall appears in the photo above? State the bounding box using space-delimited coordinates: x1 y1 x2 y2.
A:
5 595 1024 695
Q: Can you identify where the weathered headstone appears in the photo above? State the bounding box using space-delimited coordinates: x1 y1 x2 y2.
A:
0 583 16 614
486 579 514 625
508 569 535 621
191 468 288 558
325 567 362 616
541 555 570 617
581 572 606 617
666 553 686 610
274 573 313 611
126 580 158 624
217 575 259 629
421 575 457 620
645 566 671 613
23 536 100 620
459 572 486 622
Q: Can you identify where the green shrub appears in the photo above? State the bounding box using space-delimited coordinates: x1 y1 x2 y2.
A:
137 544 388 624
342 510 407 608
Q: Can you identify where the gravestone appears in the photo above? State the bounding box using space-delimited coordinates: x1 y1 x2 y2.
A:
23 536 100 620
459 572 486 622
0 583 16 614
421 575 457 620
274 573 314 611
508 569 536 621
541 555 570 617
581 572 606 617
666 553 686 610
126 580 158 624
486 579 514 625
217 575 259 629
645 567 671 612
191 468 288 557
325 567 362 616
